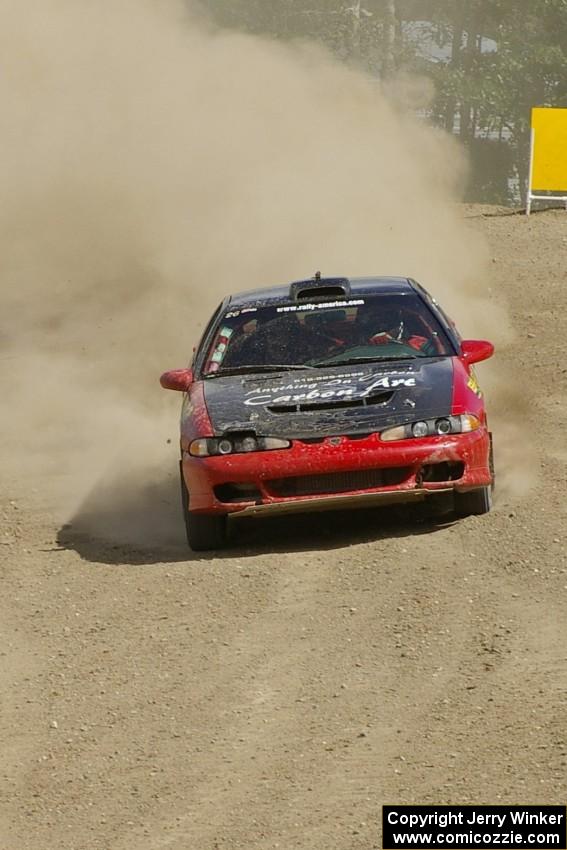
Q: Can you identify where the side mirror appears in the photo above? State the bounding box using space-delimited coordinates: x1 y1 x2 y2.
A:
460 339 494 365
160 368 194 392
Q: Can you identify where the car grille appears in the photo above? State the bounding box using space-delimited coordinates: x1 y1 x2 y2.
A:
267 467 411 497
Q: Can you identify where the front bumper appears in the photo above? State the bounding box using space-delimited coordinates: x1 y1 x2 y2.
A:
182 428 492 517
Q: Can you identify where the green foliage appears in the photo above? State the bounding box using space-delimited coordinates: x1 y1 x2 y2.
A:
198 0 567 203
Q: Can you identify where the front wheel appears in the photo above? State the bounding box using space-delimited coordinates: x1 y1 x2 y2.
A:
187 512 228 551
454 485 492 517
180 461 228 551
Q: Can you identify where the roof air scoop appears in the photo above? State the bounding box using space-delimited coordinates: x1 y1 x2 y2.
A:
290 274 351 302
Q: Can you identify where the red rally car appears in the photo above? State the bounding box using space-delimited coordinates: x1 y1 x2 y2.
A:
161 275 494 550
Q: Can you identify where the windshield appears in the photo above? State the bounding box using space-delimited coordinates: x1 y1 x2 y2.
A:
202 293 454 376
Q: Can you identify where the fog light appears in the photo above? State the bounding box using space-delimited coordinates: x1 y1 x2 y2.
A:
412 421 429 438
240 436 257 453
217 439 233 455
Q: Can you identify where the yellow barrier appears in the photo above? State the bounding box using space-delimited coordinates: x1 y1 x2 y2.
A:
527 107 567 214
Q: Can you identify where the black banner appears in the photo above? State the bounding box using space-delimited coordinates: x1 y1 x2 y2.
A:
383 806 566 849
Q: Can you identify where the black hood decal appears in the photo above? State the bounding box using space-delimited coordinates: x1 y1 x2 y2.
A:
202 359 454 439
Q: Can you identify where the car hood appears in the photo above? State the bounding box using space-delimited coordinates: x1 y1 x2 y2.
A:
201 358 455 440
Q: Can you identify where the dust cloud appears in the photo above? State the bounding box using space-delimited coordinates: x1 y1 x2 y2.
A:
0 0 520 547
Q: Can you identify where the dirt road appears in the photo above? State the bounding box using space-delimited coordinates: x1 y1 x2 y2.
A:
2 208 567 849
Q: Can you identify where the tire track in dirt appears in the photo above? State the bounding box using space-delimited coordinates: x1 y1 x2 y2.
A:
93 522 522 849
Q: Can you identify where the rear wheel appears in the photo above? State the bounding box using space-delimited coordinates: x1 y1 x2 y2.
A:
179 462 228 551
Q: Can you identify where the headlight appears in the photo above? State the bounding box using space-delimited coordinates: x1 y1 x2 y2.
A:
381 414 481 442
412 421 429 438
188 435 291 457
435 418 452 435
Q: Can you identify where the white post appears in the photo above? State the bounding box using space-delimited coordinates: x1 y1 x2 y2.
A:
526 127 535 216
351 0 361 56
384 0 396 77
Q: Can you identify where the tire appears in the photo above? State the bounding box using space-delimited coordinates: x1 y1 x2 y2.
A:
427 491 455 518
454 431 494 518
488 431 495 490
454 485 492 517
179 461 228 551
187 512 228 551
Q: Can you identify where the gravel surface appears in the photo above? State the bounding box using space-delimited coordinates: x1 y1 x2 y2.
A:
2 208 567 849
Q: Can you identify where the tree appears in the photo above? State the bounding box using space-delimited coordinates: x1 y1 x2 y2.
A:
198 0 567 203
